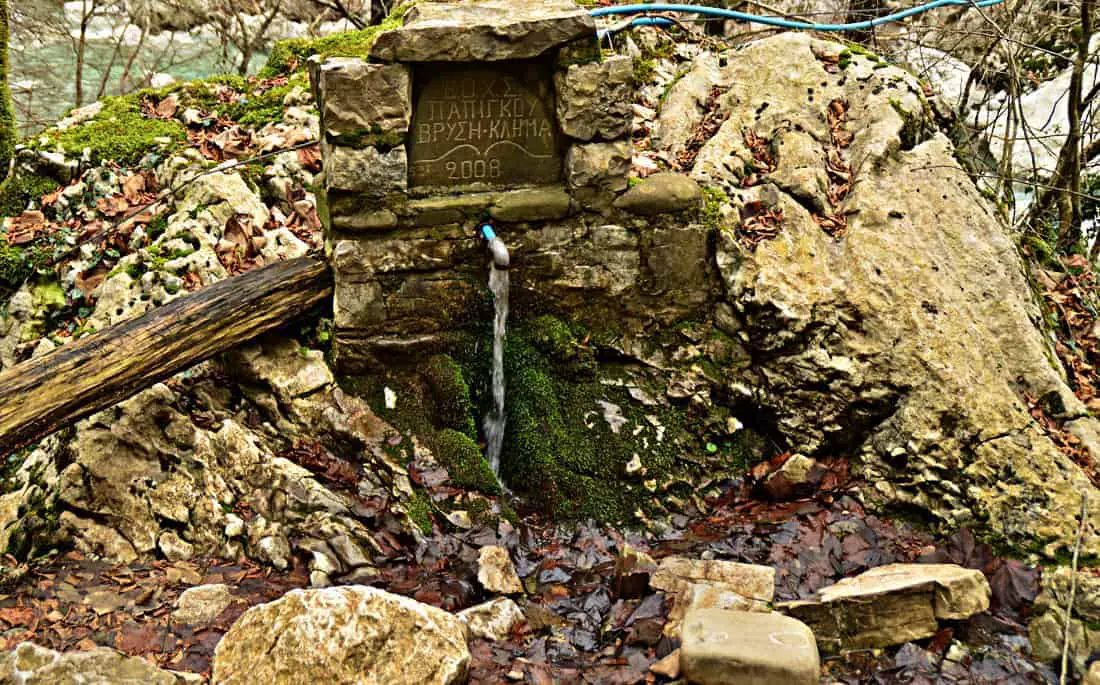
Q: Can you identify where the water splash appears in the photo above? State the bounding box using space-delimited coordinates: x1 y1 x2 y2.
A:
483 262 509 475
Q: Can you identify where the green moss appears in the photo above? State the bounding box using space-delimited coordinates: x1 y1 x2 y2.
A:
633 58 656 85
698 186 728 228
424 354 477 438
260 3 418 78
32 279 65 309
495 313 768 522
0 0 15 184
220 73 309 127
0 173 60 218
430 429 501 495
0 244 30 288
557 36 603 68
404 489 434 535
42 96 185 165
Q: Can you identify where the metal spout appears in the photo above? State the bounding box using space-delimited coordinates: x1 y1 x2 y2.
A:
479 224 510 269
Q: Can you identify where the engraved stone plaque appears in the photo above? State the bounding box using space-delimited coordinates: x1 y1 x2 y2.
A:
409 62 562 191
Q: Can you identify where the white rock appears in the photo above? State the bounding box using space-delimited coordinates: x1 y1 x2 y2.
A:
211 586 469 685
458 597 525 640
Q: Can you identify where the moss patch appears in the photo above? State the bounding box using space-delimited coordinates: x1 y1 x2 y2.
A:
424 354 478 438
404 489 434 535
39 96 185 166
430 429 501 495
260 3 418 78
500 316 762 521
0 173 61 219
0 244 30 289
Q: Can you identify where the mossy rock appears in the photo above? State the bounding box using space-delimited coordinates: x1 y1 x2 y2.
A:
0 245 31 289
424 354 478 439
500 317 763 521
260 3 418 78
404 489 434 535
38 96 185 166
429 429 501 495
0 173 61 219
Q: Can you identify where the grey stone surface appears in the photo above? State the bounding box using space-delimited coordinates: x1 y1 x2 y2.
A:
322 141 407 197
335 280 384 329
172 584 236 626
314 58 411 144
614 173 702 215
371 0 595 62
490 187 573 222
555 55 634 141
680 609 820 685
333 208 399 233
565 141 631 210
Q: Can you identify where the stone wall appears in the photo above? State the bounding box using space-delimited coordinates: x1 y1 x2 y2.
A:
312 0 701 372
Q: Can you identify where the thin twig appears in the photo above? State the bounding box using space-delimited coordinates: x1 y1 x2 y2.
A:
1060 491 1088 685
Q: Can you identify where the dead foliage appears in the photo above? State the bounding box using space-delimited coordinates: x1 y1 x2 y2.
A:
816 98 854 239
675 86 729 171
740 128 774 187
736 199 784 249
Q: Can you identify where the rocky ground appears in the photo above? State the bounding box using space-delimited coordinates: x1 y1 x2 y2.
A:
2 5 1100 684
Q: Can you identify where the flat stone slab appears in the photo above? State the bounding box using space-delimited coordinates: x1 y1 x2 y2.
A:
779 563 990 652
371 0 596 62
650 556 775 636
680 609 820 685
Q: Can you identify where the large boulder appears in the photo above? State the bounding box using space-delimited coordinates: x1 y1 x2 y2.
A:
657 32 1100 555
211 586 470 685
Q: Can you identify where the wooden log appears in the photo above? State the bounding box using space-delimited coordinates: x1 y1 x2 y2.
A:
0 256 333 457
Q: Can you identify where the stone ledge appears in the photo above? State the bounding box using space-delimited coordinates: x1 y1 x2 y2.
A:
371 0 595 63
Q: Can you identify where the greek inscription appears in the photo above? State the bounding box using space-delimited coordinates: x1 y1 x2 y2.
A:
409 63 562 189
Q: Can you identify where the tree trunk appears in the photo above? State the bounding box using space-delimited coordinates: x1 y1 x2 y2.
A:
0 0 14 182
0 257 333 457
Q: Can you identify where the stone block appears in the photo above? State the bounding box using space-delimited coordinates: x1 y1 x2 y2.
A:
334 279 385 329
331 227 473 279
680 609 820 685
489 187 573 222
332 208 399 233
650 556 775 636
315 58 411 145
615 173 702 215
555 55 634 141
566 140 631 210
371 0 595 62
778 563 990 652
407 193 496 226
322 141 407 198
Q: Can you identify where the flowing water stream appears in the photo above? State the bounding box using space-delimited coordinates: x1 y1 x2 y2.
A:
483 262 509 476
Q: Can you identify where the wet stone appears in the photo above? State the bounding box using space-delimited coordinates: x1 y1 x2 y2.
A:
408 62 563 192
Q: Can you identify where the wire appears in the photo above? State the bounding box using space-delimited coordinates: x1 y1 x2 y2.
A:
592 0 1007 37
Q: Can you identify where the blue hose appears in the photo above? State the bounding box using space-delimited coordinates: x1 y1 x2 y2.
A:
591 0 1005 35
